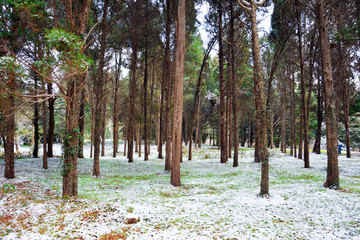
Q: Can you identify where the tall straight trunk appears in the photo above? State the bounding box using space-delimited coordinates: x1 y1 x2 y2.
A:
318 0 339 188
229 0 238 167
101 101 106 157
143 34 149 161
313 71 322 154
123 128 127 156
164 0 172 170
281 77 286 153
113 51 121 157
148 66 155 156
296 0 308 166
135 124 139 153
93 0 108 176
237 0 269 195
42 83 48 169
63 76 83 197
78 88 85 158
138 123 141 157
90 95 95 158
171 0 185 187
341 46 351 158
227 88 232 158
128 39 138 163
4 73 15 179
291 68 297 158
33 77 39 158
47 82 55 158
218 2 227 164
269 111 274 149
335 1 350 158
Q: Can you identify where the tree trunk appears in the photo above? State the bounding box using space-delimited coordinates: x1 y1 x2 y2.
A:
113 50 121 157
313 71 322 154
318 0 339 188
78 88 85 158
247 2 269 196
127 39 138 163
296 0 308 166
5 86 15 179
47 82 55 158
164 0 172 170
171 0 185 187
101 100 106 157
33 95 39 158
143 36 149 161
218 2 227 164
42 82 48 169
93 0 108 176
229 0 238 167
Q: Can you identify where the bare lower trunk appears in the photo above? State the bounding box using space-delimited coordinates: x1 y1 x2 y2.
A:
42 85 48 169
5 97 15 179
47 83 55 158
78 89 85 159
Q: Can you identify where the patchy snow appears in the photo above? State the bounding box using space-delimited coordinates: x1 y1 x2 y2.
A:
0 144 359 239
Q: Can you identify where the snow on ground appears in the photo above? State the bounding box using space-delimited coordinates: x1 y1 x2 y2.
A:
0 143 359 239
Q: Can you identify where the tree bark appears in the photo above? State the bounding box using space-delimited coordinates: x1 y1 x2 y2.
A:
218 2 227 164
47 83 55 158
229 0 238 167
4 79 15 179
127 39 138 163
313 70 322 154
113 50 121 157
164 0 172 171
318 0 339 188
78 88 85 158
93 0 108 176
33 76 39 158
42 82 48 169
171 0 185 187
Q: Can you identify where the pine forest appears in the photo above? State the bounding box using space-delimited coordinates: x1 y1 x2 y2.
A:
0 0 360 239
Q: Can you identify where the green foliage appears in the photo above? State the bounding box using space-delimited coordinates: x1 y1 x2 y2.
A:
0 56 25 78
42 29 93 77
1 184 15 193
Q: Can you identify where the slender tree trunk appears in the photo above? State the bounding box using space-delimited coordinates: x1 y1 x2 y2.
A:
318 0 339 188
42 82 48 169
296 0 308 166
143 35 149 161
246 1 269 196
93 0 108 176
171 0 185 187
78 88 85 158
47 83 55 158
229 0 238 167
127 38 138 163
164 0 172 170
4 73 15 179
90 95 95 158
313 71 322 154
218 2 227 164
33 81 39 158
101 100 106 157
113 51 121 157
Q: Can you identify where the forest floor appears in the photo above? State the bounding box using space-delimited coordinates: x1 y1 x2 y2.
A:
0 143 360 240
